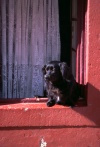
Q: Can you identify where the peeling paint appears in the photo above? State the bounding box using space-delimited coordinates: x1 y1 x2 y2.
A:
40 138 47 147
24 108 28 111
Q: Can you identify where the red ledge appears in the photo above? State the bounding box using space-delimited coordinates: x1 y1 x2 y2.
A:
0 98 94 128
0 97 87 106
0 97 48 104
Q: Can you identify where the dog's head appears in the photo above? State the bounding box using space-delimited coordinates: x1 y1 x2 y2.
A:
42 61 62 83
42 61 72 83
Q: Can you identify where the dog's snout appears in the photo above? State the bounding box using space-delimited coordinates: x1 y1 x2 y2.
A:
44 74 50 80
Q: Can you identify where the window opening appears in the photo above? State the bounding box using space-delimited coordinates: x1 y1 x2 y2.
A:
0 0 87 105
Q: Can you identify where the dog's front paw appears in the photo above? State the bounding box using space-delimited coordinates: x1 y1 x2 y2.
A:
47 99 56 107
56 96 62 105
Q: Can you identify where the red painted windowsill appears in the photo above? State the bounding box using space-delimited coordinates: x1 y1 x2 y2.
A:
0 97 93 129
0 97 87 105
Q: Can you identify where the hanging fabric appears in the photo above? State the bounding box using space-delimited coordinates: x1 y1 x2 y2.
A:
0 0 60 98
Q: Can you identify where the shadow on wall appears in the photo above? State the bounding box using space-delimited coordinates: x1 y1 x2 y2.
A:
74 82 100 127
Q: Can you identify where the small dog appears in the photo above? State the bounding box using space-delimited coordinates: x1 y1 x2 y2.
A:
42 61 79 107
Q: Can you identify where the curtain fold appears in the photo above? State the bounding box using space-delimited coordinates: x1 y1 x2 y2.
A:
0 0 60 98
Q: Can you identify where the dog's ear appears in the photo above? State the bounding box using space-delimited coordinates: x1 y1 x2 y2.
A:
59 62 72 80
42 65 46 75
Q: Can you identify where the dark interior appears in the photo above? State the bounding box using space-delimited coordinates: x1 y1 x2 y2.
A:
58 0 71 66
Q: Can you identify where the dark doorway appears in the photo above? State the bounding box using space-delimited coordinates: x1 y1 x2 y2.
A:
58 0 71 66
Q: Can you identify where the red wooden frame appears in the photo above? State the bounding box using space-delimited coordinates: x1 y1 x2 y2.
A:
76 0 87 85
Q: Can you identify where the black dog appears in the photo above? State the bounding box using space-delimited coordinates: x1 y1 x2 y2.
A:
42 61 79 107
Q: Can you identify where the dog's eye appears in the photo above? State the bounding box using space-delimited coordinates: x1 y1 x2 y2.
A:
46 66 54 71
46 67 49 71
50 66 53 71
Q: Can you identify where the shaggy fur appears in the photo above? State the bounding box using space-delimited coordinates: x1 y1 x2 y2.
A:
42 61 79 107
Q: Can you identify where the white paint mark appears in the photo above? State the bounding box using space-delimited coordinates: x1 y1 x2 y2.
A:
40 138 47 147
36 98 40 101
24 108 28 111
